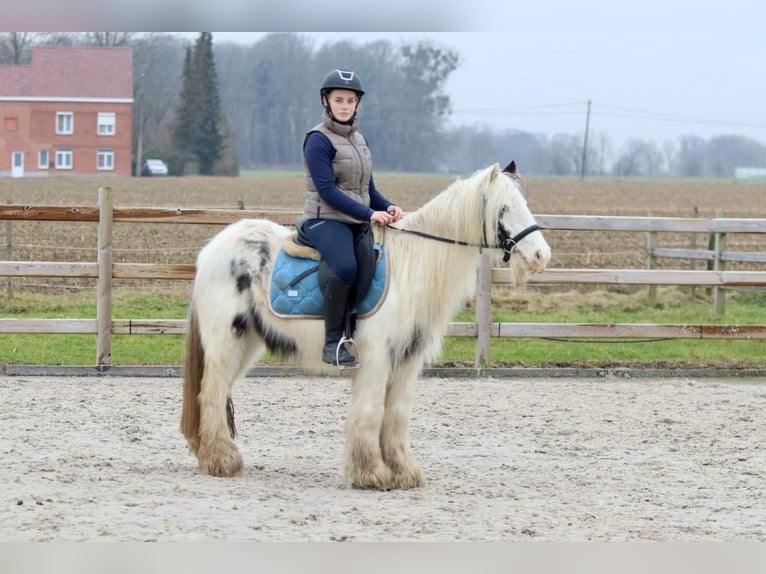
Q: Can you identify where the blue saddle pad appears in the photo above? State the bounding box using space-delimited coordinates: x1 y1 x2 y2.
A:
269 244 387 317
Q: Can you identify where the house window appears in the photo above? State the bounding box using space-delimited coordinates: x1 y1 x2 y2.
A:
97 149 114 170
38 150 49 169
56 112 73 135
97 112 116 135
55 148 73 169
4 117 18 131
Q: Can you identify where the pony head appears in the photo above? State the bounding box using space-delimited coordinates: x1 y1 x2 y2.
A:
481 161 551 286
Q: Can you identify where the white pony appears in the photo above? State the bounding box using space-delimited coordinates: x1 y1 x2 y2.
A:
181 161 551 490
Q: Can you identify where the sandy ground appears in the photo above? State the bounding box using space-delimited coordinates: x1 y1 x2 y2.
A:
1 374 765 542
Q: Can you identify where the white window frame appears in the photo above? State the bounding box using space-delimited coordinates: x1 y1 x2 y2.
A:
97 148 114 171
55 148 73 170
56 112 73 135
97 112 115 136
38 149 49 169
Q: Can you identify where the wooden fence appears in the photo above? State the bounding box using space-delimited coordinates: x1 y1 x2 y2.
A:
2 187 766 368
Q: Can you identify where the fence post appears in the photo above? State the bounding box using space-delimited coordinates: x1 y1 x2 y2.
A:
713 230 727 317
474 251 492 367
5 199 12 298
97 187 114 367
690 206 699 299
646 212 657 306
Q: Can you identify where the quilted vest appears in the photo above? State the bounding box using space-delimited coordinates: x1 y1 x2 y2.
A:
300 111 373 225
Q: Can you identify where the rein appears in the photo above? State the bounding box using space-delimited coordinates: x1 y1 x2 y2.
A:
385 171 541 262
386 222 541 262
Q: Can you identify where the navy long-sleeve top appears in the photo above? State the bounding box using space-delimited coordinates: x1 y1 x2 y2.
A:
303 131 393 222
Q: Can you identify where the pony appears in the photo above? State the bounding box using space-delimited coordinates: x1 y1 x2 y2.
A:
180 161 551 490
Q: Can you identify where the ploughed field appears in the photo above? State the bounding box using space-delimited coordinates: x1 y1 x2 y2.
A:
2 173 765 276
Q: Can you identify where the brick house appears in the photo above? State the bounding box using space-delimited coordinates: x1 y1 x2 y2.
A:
0 46 133 177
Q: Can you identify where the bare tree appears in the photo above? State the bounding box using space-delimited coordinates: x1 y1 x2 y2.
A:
131 34 186 155
614 138 663 176
80 32 136 46
0 32 33 64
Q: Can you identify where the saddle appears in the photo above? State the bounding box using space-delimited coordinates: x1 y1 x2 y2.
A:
268 225 389 319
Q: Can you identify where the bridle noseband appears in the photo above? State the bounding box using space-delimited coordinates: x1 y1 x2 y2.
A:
496 223 542 262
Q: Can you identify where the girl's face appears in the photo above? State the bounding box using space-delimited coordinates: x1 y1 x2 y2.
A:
324 89 359 122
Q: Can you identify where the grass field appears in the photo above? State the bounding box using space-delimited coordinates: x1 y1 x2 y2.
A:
2 170 766 368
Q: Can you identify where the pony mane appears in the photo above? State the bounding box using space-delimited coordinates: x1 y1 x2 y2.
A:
402 163 502 243
402 163 527 251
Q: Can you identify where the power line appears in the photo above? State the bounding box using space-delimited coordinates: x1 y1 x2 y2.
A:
450 100 766 131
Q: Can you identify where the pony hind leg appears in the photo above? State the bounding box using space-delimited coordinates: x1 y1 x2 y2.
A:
196 326 264 478
380 357 426 489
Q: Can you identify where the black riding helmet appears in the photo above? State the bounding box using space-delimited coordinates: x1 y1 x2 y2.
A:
319 69 365 101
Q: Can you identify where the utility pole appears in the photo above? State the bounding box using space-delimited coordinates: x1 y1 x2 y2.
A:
134 72 145 177
580 99 591 179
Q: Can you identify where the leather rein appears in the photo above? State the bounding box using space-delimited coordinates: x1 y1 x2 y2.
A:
384 172 541 262
386 222 541 262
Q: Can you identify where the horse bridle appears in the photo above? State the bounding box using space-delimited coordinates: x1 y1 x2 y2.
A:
386 220 541 262
386 174 541 261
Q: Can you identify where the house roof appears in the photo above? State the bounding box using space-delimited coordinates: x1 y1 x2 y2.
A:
0 46 133 100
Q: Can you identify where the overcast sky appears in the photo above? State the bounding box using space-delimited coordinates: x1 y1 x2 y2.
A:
165 0 766 151
199 24 762 151
12 1 764 151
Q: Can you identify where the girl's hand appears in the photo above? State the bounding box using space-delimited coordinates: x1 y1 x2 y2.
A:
370 210 393 225
386 205 404 223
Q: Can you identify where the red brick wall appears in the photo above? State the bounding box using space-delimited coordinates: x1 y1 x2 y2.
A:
1 101 133 175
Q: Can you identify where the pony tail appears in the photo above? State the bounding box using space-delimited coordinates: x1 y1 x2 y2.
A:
180 306 204 452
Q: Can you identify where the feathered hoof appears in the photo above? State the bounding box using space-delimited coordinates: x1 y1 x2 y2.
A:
390 467 426 490
347 463 395 491
197 443 243 477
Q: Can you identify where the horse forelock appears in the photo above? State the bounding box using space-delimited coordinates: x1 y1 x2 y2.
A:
484 167 532 239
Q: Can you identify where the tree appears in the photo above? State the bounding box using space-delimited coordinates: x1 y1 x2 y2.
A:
171 45 198 172
393 41 459 171
170 33 226 175
0 32 33 64
131 34 187 163
192 33 225 175
80 32 135 46
613 138 664 176
675 135 707 177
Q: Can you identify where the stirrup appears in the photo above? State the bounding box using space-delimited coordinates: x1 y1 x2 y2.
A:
335 336 360 370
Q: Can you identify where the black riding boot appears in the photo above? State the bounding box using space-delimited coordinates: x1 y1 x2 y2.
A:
321 276 359 367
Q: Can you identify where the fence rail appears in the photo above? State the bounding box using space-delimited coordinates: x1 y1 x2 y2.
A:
2 188 766 367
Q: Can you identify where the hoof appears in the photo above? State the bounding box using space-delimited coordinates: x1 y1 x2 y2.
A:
197 443 243 477
347 463 395 490
391 467 426 490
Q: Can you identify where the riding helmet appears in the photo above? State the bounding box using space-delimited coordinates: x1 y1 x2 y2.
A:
320 69 365 100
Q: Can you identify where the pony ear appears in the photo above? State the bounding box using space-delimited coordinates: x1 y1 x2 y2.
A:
502 160 517 175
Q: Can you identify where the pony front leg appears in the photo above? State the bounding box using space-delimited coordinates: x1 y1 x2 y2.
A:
344 358 394 490
196 365 243 477
380 358 426 489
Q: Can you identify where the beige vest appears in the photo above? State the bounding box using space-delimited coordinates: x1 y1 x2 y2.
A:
300 112 373 225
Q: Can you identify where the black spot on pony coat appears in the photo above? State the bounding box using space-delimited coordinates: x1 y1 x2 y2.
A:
251 307 297 358
230 258 252 294
388 325 427 366
232 313 248 337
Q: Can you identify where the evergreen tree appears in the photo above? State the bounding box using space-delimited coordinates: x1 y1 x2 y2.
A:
171 33 225 175
191 32 224 175
172 45 196 160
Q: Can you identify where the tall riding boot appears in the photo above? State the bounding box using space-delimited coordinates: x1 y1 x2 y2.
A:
321 276 359 366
